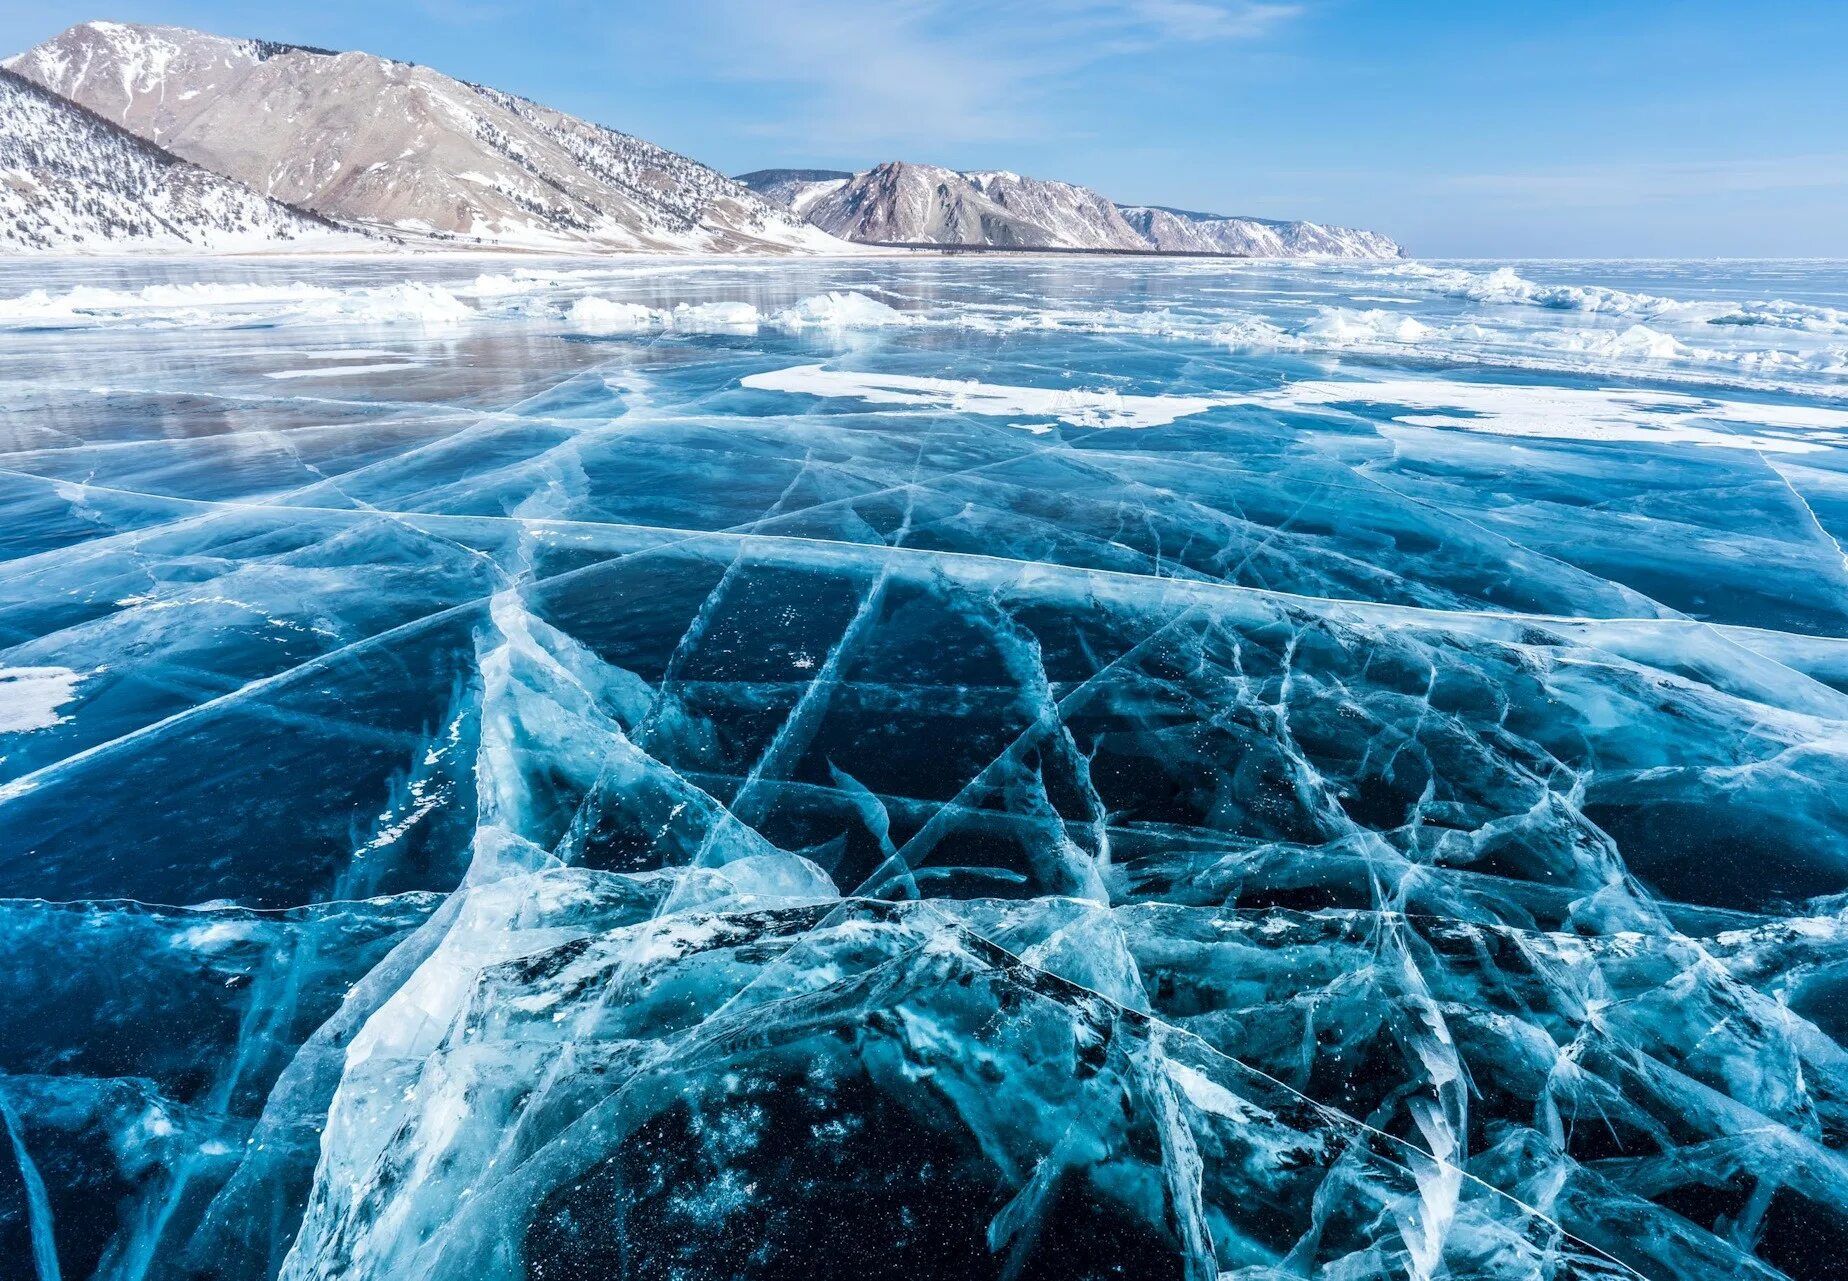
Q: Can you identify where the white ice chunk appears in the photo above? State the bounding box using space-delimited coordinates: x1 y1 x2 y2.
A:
566 297 662 333
771 291 911 330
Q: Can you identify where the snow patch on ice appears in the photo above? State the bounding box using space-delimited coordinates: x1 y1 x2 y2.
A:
741 364 1225 429
263 362 423 380
742 356 1848 447
0 666 84 734
1266 377 1848 454
0 280 474 329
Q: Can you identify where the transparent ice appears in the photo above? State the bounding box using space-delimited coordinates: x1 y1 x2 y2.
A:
3 255 1848 1280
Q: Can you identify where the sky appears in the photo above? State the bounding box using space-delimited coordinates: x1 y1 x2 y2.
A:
4 0 1845 257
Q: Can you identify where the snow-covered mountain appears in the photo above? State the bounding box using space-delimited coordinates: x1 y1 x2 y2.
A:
6 21 842 253
733 169 853 220
961 169 1150 250
740 162 1149 250
1119 205 1402 259
741 163 1403 258
0 67 362 253
2 21 1395 259
745 163 1045 247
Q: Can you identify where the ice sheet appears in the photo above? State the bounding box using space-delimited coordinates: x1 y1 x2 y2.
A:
4 252 1848 1281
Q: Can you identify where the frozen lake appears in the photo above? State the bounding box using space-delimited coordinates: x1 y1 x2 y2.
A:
3 253 1848 1280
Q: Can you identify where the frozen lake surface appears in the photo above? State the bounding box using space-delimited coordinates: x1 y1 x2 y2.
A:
3 253 1848 1280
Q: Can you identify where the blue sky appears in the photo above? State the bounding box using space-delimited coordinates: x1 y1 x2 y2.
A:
6 1 1845 257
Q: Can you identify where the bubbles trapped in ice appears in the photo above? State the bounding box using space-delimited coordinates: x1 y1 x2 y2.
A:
4 253 1848 1280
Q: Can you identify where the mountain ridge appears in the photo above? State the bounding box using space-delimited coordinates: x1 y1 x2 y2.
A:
3 20 1402 259
740 163 1403 258
1118 204 1402 259
0 65 368 253
7 21 842 254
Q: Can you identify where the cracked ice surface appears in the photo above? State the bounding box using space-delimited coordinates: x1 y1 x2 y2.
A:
3 254 1848 1281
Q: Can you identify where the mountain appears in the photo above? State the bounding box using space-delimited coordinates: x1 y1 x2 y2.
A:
0 66 362 253
6 21 841 253
733 169 853 219
1119 205 1402 259
740 162 1149 250
957 169 1150 250
740 163 1403 258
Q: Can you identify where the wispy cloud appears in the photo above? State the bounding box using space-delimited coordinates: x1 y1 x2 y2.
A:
689 0 1301 151
1126 0 1300 41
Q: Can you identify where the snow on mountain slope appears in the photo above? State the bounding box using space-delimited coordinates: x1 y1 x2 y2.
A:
735 169 853 220
740 164 1148 250
745 159 1403 258
794 162 1046 247
0 67 362 253
962 170 1149 250
1119 205 1403 259
776 162 1150 250
7 21 843 253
